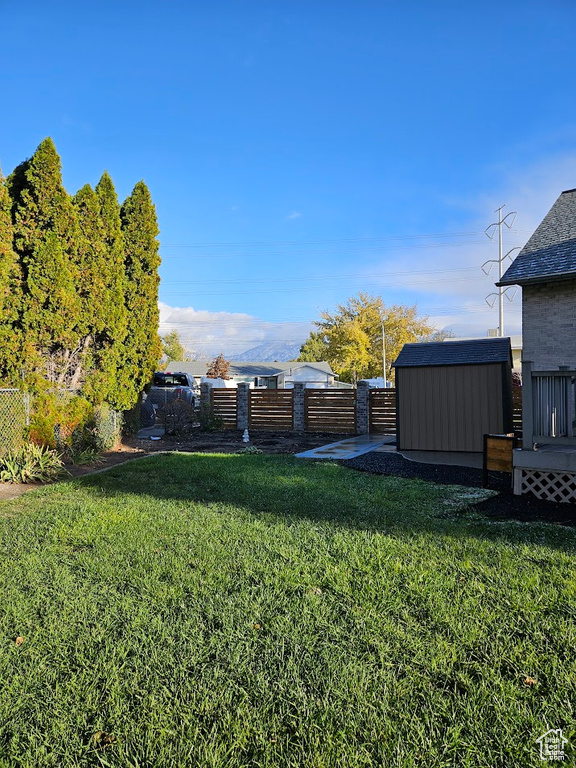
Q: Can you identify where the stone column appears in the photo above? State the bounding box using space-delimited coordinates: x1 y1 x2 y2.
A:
292 382 305 432
356 381 370 435
200 382 211 414
237 382 250 430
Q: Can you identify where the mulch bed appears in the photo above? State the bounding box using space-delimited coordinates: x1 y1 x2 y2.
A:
342 451 576 527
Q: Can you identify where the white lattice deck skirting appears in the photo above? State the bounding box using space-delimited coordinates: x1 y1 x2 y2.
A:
514 468 576 503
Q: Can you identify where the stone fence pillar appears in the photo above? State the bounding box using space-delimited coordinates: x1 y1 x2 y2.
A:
200 382 211 414
292 382 306 432
356 381 370 435
237 382 249 430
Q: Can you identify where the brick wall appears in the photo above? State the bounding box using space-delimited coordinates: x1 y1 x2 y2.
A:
522 279 576 370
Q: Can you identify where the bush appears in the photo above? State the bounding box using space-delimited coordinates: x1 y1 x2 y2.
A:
198 404 224 432
29 392 121 464
0 444 66 484
29 392 92 449
158 399 196 435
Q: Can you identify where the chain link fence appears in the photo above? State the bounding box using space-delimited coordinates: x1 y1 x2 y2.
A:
0 388 121 456
50 390 122 451
0 389 31 457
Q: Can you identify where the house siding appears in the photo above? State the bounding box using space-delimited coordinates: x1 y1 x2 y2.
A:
522 279 576 370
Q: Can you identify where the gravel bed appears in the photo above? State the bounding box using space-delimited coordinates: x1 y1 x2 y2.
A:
342 451 576 527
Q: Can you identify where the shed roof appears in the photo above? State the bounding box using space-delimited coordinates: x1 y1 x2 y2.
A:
393 337 512 368
498 189 576 286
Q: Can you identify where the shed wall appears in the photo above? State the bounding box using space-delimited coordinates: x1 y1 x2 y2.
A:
397 363 506 452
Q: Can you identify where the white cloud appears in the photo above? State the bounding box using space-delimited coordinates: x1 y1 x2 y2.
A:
286 211 301 220
158 302 311 358
358 151 576 337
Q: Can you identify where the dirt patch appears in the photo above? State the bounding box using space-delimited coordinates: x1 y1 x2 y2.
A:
126 429 350 458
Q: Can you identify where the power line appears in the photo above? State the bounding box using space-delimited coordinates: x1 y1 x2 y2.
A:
158 229 530 249
160 265 480 287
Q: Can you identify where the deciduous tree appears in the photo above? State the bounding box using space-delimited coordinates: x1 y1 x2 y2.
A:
308 292 435 383
206 353 231 379
161 330 189 366
297 331 329 363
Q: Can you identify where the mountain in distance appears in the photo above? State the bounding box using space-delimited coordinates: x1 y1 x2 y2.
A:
230 341 304 362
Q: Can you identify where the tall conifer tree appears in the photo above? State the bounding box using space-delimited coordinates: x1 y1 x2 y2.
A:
120 181 162 407
94 172 128 408
8 138 81 386
71 183 111 395
0 169 23 385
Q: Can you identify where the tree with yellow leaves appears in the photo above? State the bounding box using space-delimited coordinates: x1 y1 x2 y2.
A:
303 292 436 384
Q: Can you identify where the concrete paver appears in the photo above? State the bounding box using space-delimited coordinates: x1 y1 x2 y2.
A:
295 434 395 460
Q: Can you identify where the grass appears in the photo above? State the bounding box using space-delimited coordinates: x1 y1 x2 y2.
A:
0 453 575 767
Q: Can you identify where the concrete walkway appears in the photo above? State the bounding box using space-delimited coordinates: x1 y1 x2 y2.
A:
136 425 165 439
295 434 395 460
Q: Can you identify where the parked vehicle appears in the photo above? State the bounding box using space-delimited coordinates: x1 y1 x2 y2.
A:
141 371 197 427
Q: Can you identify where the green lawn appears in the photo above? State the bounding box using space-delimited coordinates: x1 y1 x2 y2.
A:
0 453 575 767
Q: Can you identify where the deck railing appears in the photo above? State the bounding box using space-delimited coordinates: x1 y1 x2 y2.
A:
522 362 576 447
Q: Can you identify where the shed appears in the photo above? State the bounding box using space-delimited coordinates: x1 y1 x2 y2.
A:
393 337 513 452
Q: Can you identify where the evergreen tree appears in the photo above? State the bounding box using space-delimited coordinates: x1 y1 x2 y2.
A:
8 138 82 387
119 181 162 408
71 184 111 394
0 169 23 385
94 172 129 408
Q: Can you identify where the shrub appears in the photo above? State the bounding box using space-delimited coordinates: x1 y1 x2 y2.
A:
29 392 92 449
158 399 196 435
198 404 224 432
236 445 263 455
0 444 66 484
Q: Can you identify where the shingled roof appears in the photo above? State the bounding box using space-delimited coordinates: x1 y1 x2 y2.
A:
497 189 576 286
393 337 512 368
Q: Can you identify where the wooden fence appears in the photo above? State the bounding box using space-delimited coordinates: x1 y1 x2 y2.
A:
304 390 356 433
210 389 238 428
249 390 294 430
369 388 397 434
208 384 523 437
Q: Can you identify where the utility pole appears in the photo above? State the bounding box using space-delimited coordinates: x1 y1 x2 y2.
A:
482 205 519 337
381 318 387 384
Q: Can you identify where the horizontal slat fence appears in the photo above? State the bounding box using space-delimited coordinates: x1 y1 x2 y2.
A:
305 390 356 433
210 389 238 428
249 390 293 430
369 388 397 434
512 387 522 439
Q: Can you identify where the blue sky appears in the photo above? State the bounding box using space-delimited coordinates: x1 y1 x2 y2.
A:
2 1 576 356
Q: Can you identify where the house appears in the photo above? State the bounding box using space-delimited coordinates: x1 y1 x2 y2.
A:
392 337 513 452
166 360 345 389
451 333 522 372
497 188 576 502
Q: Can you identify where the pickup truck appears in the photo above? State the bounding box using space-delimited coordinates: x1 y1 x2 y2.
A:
141 371 197 426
